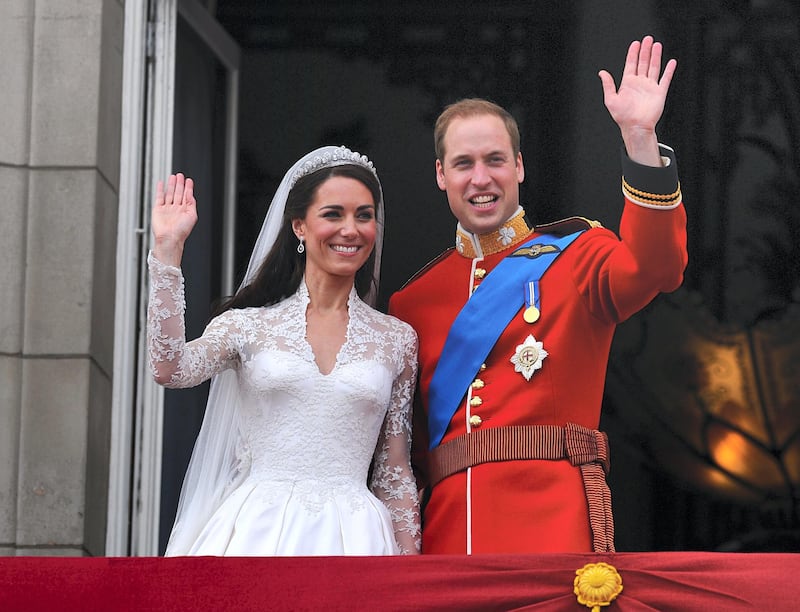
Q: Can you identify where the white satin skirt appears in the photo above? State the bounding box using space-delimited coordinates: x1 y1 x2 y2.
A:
165 477 400 556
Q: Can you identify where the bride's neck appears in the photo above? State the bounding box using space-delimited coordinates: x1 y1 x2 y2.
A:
304 273 352 313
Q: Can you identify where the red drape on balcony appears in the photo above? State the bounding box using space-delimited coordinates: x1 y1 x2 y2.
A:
1 552 796 610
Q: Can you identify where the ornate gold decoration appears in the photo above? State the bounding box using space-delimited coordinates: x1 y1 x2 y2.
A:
622 177 682 207
573 562 623 611
455 209 532 258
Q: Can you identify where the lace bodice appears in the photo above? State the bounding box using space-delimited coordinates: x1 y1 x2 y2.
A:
147 253 420 554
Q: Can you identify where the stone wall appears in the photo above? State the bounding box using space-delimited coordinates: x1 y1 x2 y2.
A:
0 0 123 556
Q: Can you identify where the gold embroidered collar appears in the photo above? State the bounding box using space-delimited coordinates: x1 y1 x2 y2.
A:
455 207 533 258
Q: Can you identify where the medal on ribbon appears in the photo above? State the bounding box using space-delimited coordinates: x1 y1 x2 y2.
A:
523 280 540 323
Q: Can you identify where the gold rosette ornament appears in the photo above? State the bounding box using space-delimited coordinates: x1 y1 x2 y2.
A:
574 562 623 611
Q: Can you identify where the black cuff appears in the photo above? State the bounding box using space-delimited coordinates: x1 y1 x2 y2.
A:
620 144 679 196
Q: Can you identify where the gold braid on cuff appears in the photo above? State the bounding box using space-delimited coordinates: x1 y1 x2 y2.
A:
622 177 682 207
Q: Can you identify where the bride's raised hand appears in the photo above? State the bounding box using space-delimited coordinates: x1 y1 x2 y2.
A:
151 173 198 265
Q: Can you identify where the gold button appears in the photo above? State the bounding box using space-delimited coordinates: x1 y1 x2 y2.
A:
474 268 486 279
480 363 487 371
469 396 482 407
469 415 482 428
471 379 485 390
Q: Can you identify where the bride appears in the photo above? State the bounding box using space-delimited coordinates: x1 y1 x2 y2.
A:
147 146 420 556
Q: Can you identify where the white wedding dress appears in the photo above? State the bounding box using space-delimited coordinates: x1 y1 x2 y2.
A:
147 254 420 555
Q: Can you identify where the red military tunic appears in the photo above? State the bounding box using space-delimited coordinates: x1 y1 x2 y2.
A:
389 146 687 554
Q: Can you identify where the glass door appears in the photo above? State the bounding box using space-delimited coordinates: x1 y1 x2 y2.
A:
110 0 239 556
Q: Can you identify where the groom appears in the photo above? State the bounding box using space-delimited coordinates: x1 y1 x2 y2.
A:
389 36 687 554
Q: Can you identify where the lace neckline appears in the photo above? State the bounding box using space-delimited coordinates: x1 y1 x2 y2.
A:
296 278 360 376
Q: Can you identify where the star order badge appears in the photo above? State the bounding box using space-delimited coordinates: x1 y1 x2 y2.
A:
510 334 548 381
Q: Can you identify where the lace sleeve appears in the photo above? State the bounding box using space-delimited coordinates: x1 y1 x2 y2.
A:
369 325 421 554
147 251 239 388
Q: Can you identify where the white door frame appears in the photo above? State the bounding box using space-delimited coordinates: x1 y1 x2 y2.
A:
108 0 239 556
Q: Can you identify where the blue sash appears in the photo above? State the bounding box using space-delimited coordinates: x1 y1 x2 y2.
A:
427 231 584 449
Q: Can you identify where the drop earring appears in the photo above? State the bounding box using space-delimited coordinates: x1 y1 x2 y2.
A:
297 237 305 254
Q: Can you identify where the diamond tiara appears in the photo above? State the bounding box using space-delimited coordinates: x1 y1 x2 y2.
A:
289 146 378 188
